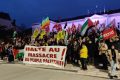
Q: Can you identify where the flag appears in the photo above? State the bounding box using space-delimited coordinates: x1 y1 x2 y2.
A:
71 23 76 33
53 23 62 32
95 20 100 31
57 30 65 41
58 24 62 31
41 17 50 29
45 25 50 32
80 19 93 36
64 22 67 29
16 49 24 59
39 30 46 39
53 23 58 29
32 28 39 39
96 35 103 42
32 23 41 33
100 23 106 31
106 19 115 28
61 30 65 39
52 23 58 32
94 20 99 26
91 20 99 33
56 31 61 41
66 27 71 34
13 49 24 59
13 31 17 38
103 19 116 34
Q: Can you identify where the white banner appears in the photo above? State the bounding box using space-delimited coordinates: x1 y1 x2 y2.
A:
23 45 67 68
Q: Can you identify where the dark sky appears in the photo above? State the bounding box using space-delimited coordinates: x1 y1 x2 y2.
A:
0 0 120 28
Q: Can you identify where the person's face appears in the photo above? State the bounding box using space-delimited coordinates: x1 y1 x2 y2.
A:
79 37 82 41
100 42 104 45
109 39 113 42
69 38 71 41
9 46 12 50
74 41 77 45
82 45 85 48
73 35 75 38
111 45 114 49
116 38 119 41
89 41 92 44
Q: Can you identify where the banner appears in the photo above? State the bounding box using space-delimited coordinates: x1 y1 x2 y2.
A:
102 27 116 40
23 45 67 68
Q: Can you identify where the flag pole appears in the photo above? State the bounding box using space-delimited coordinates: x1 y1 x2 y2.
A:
95 5 98 14
100 9 101 14
87 10 90 15
104 6 106 14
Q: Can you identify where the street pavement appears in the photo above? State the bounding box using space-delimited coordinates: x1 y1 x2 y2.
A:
0 63 109 80
25 63 120 79
0 60 120 80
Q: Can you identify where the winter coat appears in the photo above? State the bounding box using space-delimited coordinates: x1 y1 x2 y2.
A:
80 45 88 58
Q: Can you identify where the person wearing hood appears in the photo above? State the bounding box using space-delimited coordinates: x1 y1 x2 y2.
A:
80 43 88 70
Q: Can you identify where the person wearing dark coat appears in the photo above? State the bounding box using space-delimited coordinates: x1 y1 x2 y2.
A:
7 46 14 63
72 40 79 65
86 40 95 65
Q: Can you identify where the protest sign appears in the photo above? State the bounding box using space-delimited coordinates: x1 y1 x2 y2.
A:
23 45 67 68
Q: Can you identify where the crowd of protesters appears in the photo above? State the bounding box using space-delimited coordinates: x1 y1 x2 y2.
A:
0 26 120 79
0 36 30 62
31 27 120 70
33 29 120 79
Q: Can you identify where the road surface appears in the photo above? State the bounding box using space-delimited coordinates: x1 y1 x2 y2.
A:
0 64 108 80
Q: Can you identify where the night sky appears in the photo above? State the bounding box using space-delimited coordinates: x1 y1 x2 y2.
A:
0 0 120 28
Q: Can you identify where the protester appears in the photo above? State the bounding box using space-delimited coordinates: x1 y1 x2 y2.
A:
0 44 2 60
80 43 88 70
108 45 119 79
72 40 79 66
0 42 8 60
112 37 120 70
93 40 100 67
65 38 73 64
113 37 120 53
86 40 95 65
7 45 14 63
98 40 109 70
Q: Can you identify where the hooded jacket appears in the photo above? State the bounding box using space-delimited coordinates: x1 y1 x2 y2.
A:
80 45 88 58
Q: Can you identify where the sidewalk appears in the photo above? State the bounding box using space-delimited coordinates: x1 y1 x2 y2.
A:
64 64 108 78
66 64 120 79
